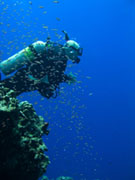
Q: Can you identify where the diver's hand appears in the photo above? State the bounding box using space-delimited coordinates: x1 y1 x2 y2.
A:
67 72 77 85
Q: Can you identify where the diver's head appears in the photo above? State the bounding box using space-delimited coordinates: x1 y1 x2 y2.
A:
63 40 83 63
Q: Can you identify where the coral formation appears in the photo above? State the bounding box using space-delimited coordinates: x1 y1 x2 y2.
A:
41 176 49 180
56 176 73 180
0 87 50 180
41 176 74 180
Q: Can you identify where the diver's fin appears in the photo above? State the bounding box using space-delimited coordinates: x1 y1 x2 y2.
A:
41 75 49 84
62 30 70 41
28 74 49 84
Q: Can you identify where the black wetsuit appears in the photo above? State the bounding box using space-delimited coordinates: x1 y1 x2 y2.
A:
1 43 70 98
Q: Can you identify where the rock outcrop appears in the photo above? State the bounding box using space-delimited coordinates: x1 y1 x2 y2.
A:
0 87 49 180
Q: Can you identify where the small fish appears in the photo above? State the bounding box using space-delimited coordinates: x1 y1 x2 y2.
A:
29 1 32 5
43 11 47 14
39 6 44 9
86 76 91 79
89 92 93 96
51 28 58 31
56 17 61 21
43 26 48 29
53 1 59 3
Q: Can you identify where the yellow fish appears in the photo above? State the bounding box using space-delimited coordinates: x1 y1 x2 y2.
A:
53 1 59 3
39 6 44 9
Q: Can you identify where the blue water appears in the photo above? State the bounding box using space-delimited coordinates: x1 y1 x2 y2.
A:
0 0 135 180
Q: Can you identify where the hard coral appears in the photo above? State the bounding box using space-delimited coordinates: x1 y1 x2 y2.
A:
0 87 49 180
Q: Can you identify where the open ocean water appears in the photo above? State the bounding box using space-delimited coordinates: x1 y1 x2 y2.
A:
0 0 135 180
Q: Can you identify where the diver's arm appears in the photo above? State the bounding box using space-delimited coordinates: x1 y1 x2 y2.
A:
62 72 77 84
37 83 55 99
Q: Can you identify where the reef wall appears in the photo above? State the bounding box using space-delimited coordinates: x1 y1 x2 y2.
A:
0 87 49 180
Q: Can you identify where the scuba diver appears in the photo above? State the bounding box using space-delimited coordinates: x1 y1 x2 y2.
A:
0 31 83 99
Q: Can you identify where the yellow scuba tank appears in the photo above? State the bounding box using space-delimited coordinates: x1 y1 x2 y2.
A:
0 41 46 75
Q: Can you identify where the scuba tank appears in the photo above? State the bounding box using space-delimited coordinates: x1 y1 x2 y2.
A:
0 41 46 75
0 31 82 75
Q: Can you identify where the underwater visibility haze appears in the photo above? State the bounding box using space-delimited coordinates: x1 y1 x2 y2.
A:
0 0 135 180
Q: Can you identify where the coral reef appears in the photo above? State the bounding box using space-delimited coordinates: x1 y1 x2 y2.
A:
41 176 74 180
0 87 50 180
41 176 49 180
56 176 73 180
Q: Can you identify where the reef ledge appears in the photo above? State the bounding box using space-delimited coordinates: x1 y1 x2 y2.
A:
0 87 50 180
